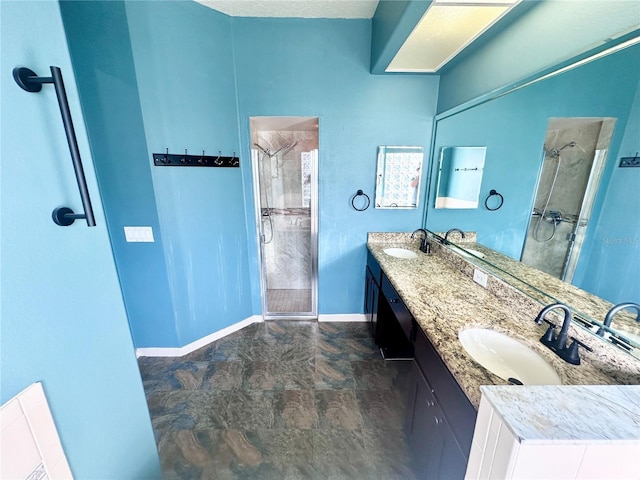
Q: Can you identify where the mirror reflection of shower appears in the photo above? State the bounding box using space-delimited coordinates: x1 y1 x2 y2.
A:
532 141 577 242
250 117 318 318
522 117 616 281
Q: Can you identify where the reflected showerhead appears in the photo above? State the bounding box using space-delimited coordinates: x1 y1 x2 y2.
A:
271 139 299 156
546 141 577 158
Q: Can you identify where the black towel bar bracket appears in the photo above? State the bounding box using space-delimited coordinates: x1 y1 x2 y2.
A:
153 150 239 167
14 66 96 227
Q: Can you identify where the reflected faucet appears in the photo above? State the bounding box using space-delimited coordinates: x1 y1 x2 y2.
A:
443 228 465 245
597 302 640 336
535 302 591 365
411 228 431 254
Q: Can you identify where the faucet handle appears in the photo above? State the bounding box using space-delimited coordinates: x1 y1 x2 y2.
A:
564 337 592 365
569 336 592 352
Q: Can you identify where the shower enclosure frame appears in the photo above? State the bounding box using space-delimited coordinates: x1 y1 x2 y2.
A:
250 136 319 320
521 118 614 282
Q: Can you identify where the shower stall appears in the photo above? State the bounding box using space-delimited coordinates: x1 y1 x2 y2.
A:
521 117 615 281
250 117 318 318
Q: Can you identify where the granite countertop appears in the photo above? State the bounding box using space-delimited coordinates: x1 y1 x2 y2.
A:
480 385 640 444
444 240 640 338
367 233 640 408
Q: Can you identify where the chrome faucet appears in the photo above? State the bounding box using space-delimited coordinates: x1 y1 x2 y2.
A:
597 302 640 336
443 228 465 245
535 302 591 365
411 228 431 254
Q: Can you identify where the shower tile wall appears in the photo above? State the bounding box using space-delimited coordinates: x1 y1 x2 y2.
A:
253 130 317 291
522 119 605 278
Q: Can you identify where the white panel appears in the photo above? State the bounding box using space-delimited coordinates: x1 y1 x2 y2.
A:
490 422 519 479
1 406 42 479
472 396 494 451
1 383 73 480
511 444 585 479
576 444 640 479
465 442 484 480
479 412 504 479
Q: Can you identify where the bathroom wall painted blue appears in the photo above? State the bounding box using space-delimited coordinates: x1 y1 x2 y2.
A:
232 18 439 314
60 0 179 347
426 45 640 302
0 1 161 477
124 1 253 345
573 79 640 303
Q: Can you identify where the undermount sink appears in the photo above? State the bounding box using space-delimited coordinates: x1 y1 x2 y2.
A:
459 328 562 385
383 248 418 259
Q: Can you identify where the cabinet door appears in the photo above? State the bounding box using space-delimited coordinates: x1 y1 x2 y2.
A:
364 266 379 340
414 325 476 457
407 362 468 480
381 274 413 341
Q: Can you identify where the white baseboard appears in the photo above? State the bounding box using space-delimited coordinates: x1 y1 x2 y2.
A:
136 315 263 358
317 314 366 322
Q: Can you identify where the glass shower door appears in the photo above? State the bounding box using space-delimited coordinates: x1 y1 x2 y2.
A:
250 117 318 318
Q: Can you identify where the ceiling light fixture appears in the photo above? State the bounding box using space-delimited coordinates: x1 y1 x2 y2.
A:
386 0 521 73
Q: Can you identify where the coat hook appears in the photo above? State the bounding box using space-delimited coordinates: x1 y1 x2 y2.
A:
198 149 207 165
180 148 189 164
161 147 170 164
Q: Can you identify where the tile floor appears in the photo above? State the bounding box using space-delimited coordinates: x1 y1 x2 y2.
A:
138 321 417 479
267 289 312 313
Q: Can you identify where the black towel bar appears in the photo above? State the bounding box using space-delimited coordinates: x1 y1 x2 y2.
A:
14 66 96 227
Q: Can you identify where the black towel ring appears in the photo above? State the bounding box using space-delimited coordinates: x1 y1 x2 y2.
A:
484 189 504 211
351 189 371 211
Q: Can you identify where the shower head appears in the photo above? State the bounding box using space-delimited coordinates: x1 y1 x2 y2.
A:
547 141 577 158
253 143 270 156
559 141 576 151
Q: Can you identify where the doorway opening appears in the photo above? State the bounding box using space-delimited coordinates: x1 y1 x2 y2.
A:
250 117 319 319
521 117 616 281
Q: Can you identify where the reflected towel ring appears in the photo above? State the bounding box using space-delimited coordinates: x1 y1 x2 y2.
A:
485 189 504 211
351 189 370 211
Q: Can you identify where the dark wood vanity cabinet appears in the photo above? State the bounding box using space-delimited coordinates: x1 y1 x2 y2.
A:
366 251 413 357
364 249 475 478
407 325 477 480
365 251 382 342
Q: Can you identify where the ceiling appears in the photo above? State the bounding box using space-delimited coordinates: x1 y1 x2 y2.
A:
195 0 380 18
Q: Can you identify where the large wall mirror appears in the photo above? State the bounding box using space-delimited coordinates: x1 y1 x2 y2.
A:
375 146 424 209
424 42 640 353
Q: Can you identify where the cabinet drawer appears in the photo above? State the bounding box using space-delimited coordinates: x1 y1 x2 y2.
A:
381 274 413 341
367 250 382 286
414 325 476 457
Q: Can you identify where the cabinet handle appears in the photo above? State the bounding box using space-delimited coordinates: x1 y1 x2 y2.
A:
426 400 434 407
434 416 443 425
390 298 399 303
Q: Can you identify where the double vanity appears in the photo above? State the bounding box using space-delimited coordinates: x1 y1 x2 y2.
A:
365 232 640 479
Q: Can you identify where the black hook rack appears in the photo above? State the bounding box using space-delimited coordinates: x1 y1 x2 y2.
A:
153 149 239 167
619 152 640 168
14 66 96 227
351 189 370 211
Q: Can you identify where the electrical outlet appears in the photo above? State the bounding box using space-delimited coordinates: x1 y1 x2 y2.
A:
473 269 488 288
